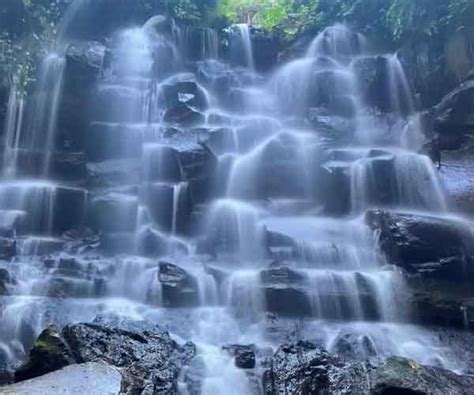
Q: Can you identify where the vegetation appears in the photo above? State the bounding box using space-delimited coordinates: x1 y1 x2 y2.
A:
1 0 473 92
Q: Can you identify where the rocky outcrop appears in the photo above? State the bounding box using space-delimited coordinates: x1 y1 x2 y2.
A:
14 323 195 394
366 209 474 329
263 341 474 394
365 210 474 280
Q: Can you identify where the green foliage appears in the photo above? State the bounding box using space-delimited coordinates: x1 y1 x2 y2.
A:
0 0 65 93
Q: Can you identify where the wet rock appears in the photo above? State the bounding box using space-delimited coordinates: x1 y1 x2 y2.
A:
365 210 474 280
332 333 377 360
136 227 169 257
352 56 412 115
433 78 474 150
100 232 136 254
58 41 106 152
0 268 14 295
174 143 217 205
264 341 474 394
164 102 204 126
158 261 198 307
161 77 209 111
222 344 256 369
56 258 83 278
52 186 87 234
370 356 474 395
63 323 192 394
263 341 344 394
15 326 73 382
0 210 27 237
87 158 141 188
89 192 138 233
0 237 15 260
86 122 143 161
49 152 87 182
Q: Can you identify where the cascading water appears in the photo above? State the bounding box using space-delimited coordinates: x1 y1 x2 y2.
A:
1 8 471 393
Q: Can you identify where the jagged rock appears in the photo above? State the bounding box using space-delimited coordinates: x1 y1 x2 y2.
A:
14 326 73 382
14 323 194 394
158 261 198 307
63 323 192 394
222 344 256 369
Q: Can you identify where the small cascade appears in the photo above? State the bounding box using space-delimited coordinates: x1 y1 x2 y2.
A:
203 199 264 261
2 82 25 177
25 53 66 174
229 24 255 70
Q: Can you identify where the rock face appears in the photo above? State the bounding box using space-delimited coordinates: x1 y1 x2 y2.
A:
263 341 474 395
365 210 474 280
366 209 474 328
14 323 195 394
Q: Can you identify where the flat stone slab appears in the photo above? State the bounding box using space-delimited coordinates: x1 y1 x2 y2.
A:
0 363 121 395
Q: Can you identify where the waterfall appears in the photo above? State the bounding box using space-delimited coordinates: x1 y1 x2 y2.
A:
0 10 465 390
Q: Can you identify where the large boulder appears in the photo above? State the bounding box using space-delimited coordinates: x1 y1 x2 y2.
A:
365 210 474 280
15 323 195 394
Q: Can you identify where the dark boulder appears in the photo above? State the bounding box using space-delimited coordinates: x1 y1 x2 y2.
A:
14 326 73 382
15 322 195 394
365 210 474 280
0 267 14 295
370 356 474 395
260 266 311 316
161 76 209 111
0 237 15 260
429 78 474 151
52 186 87 234
158 261 198 307
223 344 256 369
264 341 474 394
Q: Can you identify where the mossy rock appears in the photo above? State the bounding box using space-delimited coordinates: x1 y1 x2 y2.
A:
14 326 74 382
